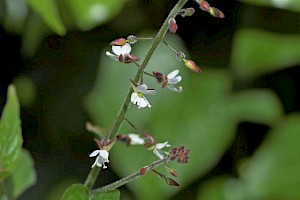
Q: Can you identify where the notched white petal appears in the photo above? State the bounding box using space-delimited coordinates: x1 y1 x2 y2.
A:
122 43 132 54
89 150 101 157
167 69 179 79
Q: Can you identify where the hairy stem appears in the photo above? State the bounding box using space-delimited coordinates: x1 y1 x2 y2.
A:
84 0 188 191
91 157 169 195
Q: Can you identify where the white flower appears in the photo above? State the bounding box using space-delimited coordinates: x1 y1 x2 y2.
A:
89 149 109 169
166 70 182 92
131 84 156 108
106 43 132 61
128 134 145 145
152 141 171 159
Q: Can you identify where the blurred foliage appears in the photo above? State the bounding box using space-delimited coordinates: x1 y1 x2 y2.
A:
238 0 300 13
0 0 128 55
1 0 300 199
0 86 36 199
197 115 300 200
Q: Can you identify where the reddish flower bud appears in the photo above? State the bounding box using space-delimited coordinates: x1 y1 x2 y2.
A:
140 167 149 175
168 18 178 33
167 167 177 177
166 178 180 186
110 38 127 46
199 1 210 12
183 59 201 73
209 7 225 18
117 134 131 146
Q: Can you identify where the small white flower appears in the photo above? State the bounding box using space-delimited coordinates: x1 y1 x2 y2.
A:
152 141 171 159
166 70 182 92
89 149 109 169
106 43 132 61
131 84 156 108
128 134 145 145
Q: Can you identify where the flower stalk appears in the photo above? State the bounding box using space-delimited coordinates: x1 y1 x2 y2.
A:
90 157 169 195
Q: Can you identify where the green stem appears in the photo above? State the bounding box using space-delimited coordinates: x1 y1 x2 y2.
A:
0 181 8 200
84 0 188 190
84 167 100 189
91 157 169 194
107 0 188 139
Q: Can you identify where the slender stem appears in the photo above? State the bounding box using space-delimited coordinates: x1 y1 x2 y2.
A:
84 0 188 190
84 167 100 189
163 40 179 54
91 157 169 194
124 118 138 131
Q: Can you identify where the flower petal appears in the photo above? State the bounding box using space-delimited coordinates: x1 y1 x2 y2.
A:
156 142 170 149
131 92 139 104
137 84 148 93
106 51 119 61
167 85 183 93
167 70 179 79
153 149 164 159
145 89 157 95
99 150 109 160
112 45 123 55
168 76 182 84
121 43 132 54
89 150 101 157
128 134 145 145
138 96 151 108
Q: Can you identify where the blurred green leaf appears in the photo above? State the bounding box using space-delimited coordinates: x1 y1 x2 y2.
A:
231 29 300 80
197 177 228 200
64 0 128 30
92 190 120 200
27 0 66 35
197 114 300 200
240 114 300 200
61 184 88 200
6 149 36 199
85 33 283 199
0 85 22 180
229 89 284 124
238 0 300 13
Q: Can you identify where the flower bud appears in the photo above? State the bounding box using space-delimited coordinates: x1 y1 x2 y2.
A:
167 167 177 177
209 7 225 18
110 38 127 46
139 166 149 175
168 18 178 33
166 178 180 186
199 0 210 12
127 35 138 44
183 59 201 73
179 8 195 17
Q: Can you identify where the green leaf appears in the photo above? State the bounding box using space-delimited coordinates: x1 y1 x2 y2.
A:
85 33 283 199
61 184 88 200
238 0 300 13
64 0 128 30
240 114 300 199
27 0 66 35
92 190 120 200
197 115 300 200
5 149 36 199
0 85 22 180
231 29 300 80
